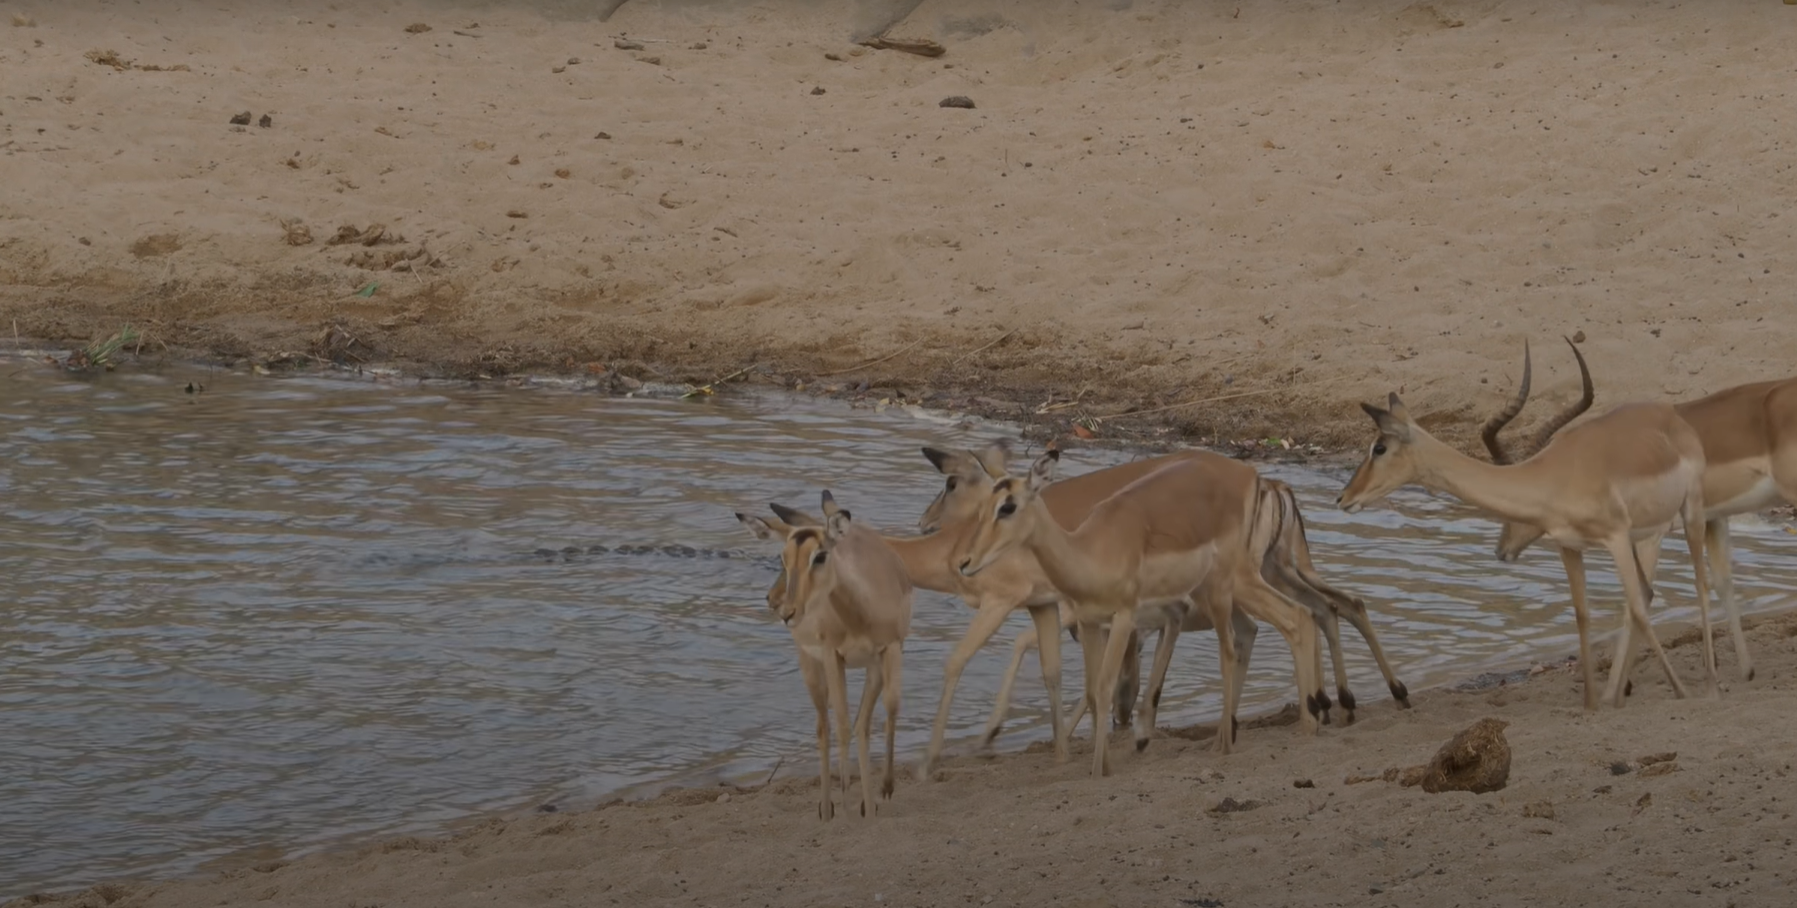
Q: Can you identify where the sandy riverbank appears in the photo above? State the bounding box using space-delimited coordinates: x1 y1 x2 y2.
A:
3 0 1794 449
11 612 1796 908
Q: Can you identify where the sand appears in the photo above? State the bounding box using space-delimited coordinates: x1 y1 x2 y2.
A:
7 1 1797 905
3 0 1793 448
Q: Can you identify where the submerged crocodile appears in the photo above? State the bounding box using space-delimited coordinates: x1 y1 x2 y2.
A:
528 543 779 569
349 543 781 573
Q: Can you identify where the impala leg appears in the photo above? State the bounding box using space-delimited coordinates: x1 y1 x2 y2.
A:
1681 498 1718 696
1205 595 1241 755
1606 537 1687 705
1706 518 1754 683
981 626 1036 750
1293 557 1411 710
1076 616 1106 768
921 600 1019 780
1284 493 1409 712
1265 565 1335 723
880 644 903 802
799 651 833 821
825 652 854 805
1310 602 1334 726
1301 609 1323 730
1135 620 1182 753
1092 608 1137 777
1558 548 1600 711
1226 606 1259 740
1029 602 1069 761
1067 652 1091 738
852 659 882 817
1618 535 1665 696
1231 572 1319 736
1116 627 1145 732
991 625 1035 747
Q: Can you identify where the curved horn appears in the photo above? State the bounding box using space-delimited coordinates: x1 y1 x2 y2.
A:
1478 340 1532 465
1520 336 1595 458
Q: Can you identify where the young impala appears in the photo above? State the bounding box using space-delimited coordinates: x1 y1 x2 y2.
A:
736 491 912 819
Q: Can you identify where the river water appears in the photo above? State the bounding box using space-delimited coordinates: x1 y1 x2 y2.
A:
2 360 1793 897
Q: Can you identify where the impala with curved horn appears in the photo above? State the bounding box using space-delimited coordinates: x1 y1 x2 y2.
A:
1484 351 1794 684
1338 342 1719 709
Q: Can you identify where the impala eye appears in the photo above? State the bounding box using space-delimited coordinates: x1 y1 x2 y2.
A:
1372 443 1388 456
812 551 828 566
946 477 958 490
997 501 1017 517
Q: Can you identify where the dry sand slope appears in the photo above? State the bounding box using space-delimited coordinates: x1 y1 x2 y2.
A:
2 0 1794 445
15 615 1797 908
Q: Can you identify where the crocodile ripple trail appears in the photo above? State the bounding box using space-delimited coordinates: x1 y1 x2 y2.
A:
3 360 1793 898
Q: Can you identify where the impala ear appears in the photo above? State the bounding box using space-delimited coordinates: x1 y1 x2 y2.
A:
1363 400 1411 440
820 490 852 540
1025 449 1060 492
736 512 782 541
920 446 957 474
1386 393 1415 424
768 502 822 527
972 439 1011 479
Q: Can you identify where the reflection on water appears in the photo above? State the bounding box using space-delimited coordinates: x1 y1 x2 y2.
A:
2 361 1792 896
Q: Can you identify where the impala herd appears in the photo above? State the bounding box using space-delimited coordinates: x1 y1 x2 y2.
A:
735 339 1797 819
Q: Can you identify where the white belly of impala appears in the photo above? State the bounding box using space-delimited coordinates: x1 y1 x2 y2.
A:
801 642 877 669
1709 474 1783 518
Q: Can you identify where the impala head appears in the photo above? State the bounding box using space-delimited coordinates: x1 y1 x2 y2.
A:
918 440 1011 532
957 448 1059 577
1336 393 1422 513
1480 337 1594 561
734 493 852 626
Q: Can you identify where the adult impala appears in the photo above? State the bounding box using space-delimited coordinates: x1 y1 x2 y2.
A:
957 449 1323 775
1483 354 1793 683
1337 345 1720 709
980 476 1409 744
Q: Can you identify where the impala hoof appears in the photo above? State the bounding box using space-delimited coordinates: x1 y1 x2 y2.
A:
1390 681 1412 707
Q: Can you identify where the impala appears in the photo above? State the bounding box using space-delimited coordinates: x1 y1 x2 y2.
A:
981 476 1410 744
746 443 1074 779
1338 345 1719 709
1484 353 1793 684
736 491 912 819
957 449 1323 775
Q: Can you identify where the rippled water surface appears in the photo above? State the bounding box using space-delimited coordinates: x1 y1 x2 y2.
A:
3 361 1794 897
